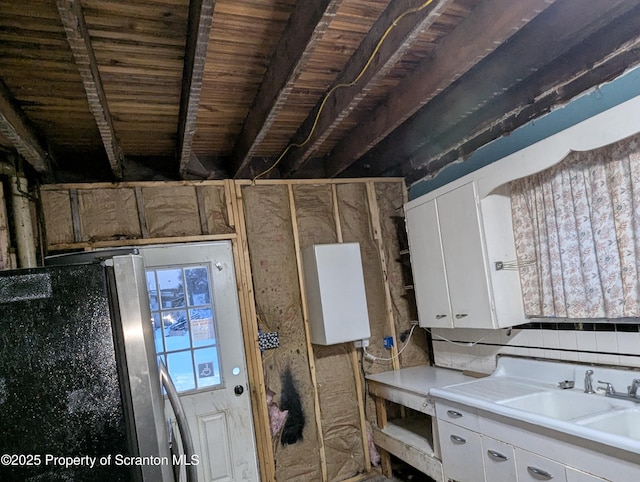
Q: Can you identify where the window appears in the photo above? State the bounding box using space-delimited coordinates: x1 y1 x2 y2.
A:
511 133 640 319
146 265 222 392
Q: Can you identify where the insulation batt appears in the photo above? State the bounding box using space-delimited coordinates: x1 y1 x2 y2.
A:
279 366 305 446
266 388 288 437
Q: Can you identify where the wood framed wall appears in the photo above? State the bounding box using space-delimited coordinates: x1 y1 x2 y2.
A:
39 178 430 482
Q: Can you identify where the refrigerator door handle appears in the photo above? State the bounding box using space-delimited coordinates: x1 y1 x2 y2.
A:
159 358 199 482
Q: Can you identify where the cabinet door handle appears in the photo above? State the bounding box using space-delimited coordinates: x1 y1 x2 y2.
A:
527 466 553 480
450 434 466 444
446 409 463 418
455 313 468 319
487 450 508 461
435 314 447 319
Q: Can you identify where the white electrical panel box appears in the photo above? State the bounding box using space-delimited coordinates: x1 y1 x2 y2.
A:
302 243 371 345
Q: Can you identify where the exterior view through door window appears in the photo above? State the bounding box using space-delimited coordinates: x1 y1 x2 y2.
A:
146 265 222 391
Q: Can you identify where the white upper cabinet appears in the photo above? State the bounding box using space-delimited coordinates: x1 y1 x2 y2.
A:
406 181 525 329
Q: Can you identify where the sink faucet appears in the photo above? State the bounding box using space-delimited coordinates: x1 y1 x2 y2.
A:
598 379 640 402
584 370 595 394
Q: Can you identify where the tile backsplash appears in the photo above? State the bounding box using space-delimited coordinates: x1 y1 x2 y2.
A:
430 322 640 374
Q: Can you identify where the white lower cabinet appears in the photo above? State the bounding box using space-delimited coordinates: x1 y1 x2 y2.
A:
438 421 484 482
435 400 634 482
481 436 516 481
515 448 567 482
565 467 609 482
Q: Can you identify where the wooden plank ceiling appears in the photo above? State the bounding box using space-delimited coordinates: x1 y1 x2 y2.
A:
1 0 640 184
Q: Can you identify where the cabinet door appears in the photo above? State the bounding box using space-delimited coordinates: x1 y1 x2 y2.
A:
438 183 494 328
438 421 484 482
566 467 608 482
481 436 516 482
516 448 567 482
405 199 453 328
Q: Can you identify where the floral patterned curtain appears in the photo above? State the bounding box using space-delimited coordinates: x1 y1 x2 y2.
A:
511 133 640 318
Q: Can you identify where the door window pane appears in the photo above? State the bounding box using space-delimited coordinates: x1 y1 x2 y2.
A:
185 267 210 306
157 268 185 308
190 308 215 347
147 264 222 393
167 351 196 392
194 347 220 388
151 312 164 353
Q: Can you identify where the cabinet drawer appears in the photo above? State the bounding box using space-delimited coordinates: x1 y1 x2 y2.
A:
438 421 483 482
482 436 516 482
516 448 567 482
435 401 480 431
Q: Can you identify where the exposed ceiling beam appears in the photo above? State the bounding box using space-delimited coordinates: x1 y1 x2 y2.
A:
322 0 557 178
0 81 49 173
345 0 640 179
279 0 455 178
231 0 344 178
57 0 123 180
404 16 640 184
177 0 216 178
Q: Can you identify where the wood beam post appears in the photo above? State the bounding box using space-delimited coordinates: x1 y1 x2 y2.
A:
178 0 216 178
231 0 344 178
57 0 124 180
323 0 557 177
0 82 49 174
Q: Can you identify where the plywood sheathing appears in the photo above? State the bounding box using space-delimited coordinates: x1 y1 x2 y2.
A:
374 182 429 368
242 184 324 482
292 183 366 481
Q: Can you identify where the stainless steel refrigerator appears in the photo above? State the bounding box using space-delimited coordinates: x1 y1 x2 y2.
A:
0 254 194 481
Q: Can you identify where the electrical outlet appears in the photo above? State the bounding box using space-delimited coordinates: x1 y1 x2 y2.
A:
353 338 370 348
383 336 394 350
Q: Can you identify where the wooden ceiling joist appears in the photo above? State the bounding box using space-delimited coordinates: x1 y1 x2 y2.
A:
0 81 49 173
177 0 216 178
348 0 640 180
230 0 344 178
57 0 123 180
279 0 455 178
403 4 640 184
322 0 557 178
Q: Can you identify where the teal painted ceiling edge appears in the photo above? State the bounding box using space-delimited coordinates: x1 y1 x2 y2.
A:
408 66 640 200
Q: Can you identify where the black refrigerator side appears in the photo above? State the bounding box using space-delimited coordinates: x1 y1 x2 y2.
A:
0 263 133 481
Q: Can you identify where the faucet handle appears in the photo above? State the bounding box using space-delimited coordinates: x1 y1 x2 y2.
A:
597 380 616 395
628 378 640 396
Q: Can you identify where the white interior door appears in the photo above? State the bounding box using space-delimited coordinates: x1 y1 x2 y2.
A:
139 241 259 482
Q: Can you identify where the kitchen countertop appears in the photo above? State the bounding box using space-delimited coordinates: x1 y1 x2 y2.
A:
430 356 640 458
366 365 475 396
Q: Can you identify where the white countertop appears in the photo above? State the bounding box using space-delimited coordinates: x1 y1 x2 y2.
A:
430 356 640 457
366 365 475 396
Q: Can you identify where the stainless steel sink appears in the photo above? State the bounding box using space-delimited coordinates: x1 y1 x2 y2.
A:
497 390 621 421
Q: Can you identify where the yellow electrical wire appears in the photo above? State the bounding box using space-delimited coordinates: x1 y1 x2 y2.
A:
252 0 436 181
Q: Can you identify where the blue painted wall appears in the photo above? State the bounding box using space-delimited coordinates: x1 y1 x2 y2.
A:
409 66 640 200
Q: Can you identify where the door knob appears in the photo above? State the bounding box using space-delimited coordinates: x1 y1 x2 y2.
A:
234 385 244 395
